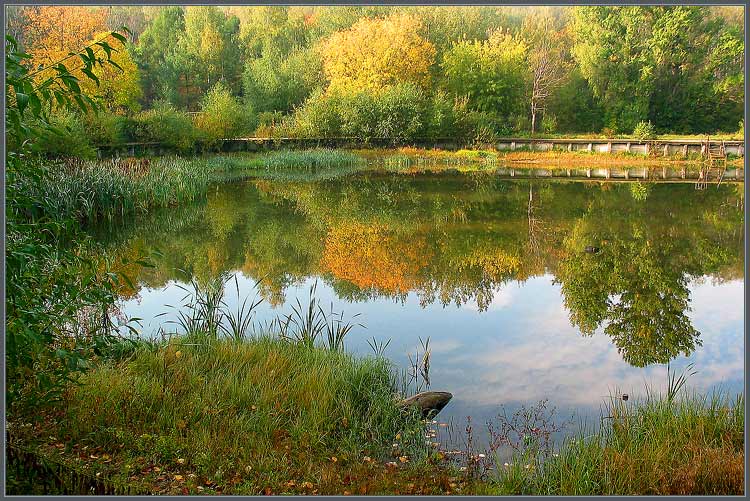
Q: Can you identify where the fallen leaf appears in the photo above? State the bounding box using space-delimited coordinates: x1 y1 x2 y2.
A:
174 475 184 481
331 456 338 463
176 458 185 464
301 481 314 489
399 456 409 463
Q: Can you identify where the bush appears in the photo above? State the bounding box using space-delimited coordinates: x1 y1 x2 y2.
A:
254 111 285 137
284 89 344 138
423 92 469 139
131 100 198 153
83 112 127 147
632 120 657 140
541 114 557 134
32 111 97 159
194 82 255 147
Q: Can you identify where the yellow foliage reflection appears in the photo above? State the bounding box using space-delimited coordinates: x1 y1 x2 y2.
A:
321 222 431 294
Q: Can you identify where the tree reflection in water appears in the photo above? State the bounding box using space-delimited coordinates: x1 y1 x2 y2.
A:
93 172 744 368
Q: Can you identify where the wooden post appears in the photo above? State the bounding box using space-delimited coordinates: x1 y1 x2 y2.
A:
663 144 669 157
568 143 572 152
510 169 515 177
662 166 667 179
626 142 631 153
645 143 650 155
586 168 591 178
625 169 629 179
511 141 516 151
682 144 688 157
587 143 593 152
607 142 612 153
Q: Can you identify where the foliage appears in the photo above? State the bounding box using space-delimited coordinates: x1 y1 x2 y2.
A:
132 100 197 152
322 13 436 93
22 6 108 77
132 6 185 105
194 82 252 147
5 31 133 412
442 29 529 132
79 32 143 113
83 111 128 147
242 45 324 114
30 110 98 159
571 6 744 133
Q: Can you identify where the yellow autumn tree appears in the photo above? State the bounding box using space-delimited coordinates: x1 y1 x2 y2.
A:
24 6 107 73
321 13 436 93
79 32 143 113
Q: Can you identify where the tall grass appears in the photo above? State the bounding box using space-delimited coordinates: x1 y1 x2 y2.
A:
36 157 212 223
488 390 744 495
59 334 426 492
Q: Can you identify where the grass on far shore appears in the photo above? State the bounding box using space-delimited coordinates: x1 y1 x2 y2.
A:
359 146 745 169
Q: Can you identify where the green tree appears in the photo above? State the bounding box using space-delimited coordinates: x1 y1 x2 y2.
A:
572 6 744 133
242 45 324 114
134 6 185 105
194 81 251 147
442 29 529 132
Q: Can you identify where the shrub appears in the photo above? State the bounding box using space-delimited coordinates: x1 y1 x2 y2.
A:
83 112 127 147
541 114 557 134
601 127 616 139
373 84 426 142
424 92 463 138
288 84 450 143
194 82 254 147
32 111 97 159
132 100 198 153
285 89 343 138
632 120 657 140
253 111 285 137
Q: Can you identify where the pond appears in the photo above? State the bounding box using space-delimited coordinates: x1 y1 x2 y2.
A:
94 167 744 446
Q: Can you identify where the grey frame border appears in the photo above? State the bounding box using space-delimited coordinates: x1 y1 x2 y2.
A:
0 0 746 500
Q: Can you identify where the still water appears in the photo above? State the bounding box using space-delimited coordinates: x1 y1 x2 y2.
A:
96 169 745 441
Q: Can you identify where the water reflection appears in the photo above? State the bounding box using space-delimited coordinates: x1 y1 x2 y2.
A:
93 171 743 437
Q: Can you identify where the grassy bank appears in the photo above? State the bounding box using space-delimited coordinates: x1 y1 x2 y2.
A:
357 147 744 169
34 147 741 225
7 334 471 495
8 331 744 495
484 392 744 495
29 150 364 224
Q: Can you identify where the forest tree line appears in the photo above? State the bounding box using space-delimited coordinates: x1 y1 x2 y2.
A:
8 5 745 155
